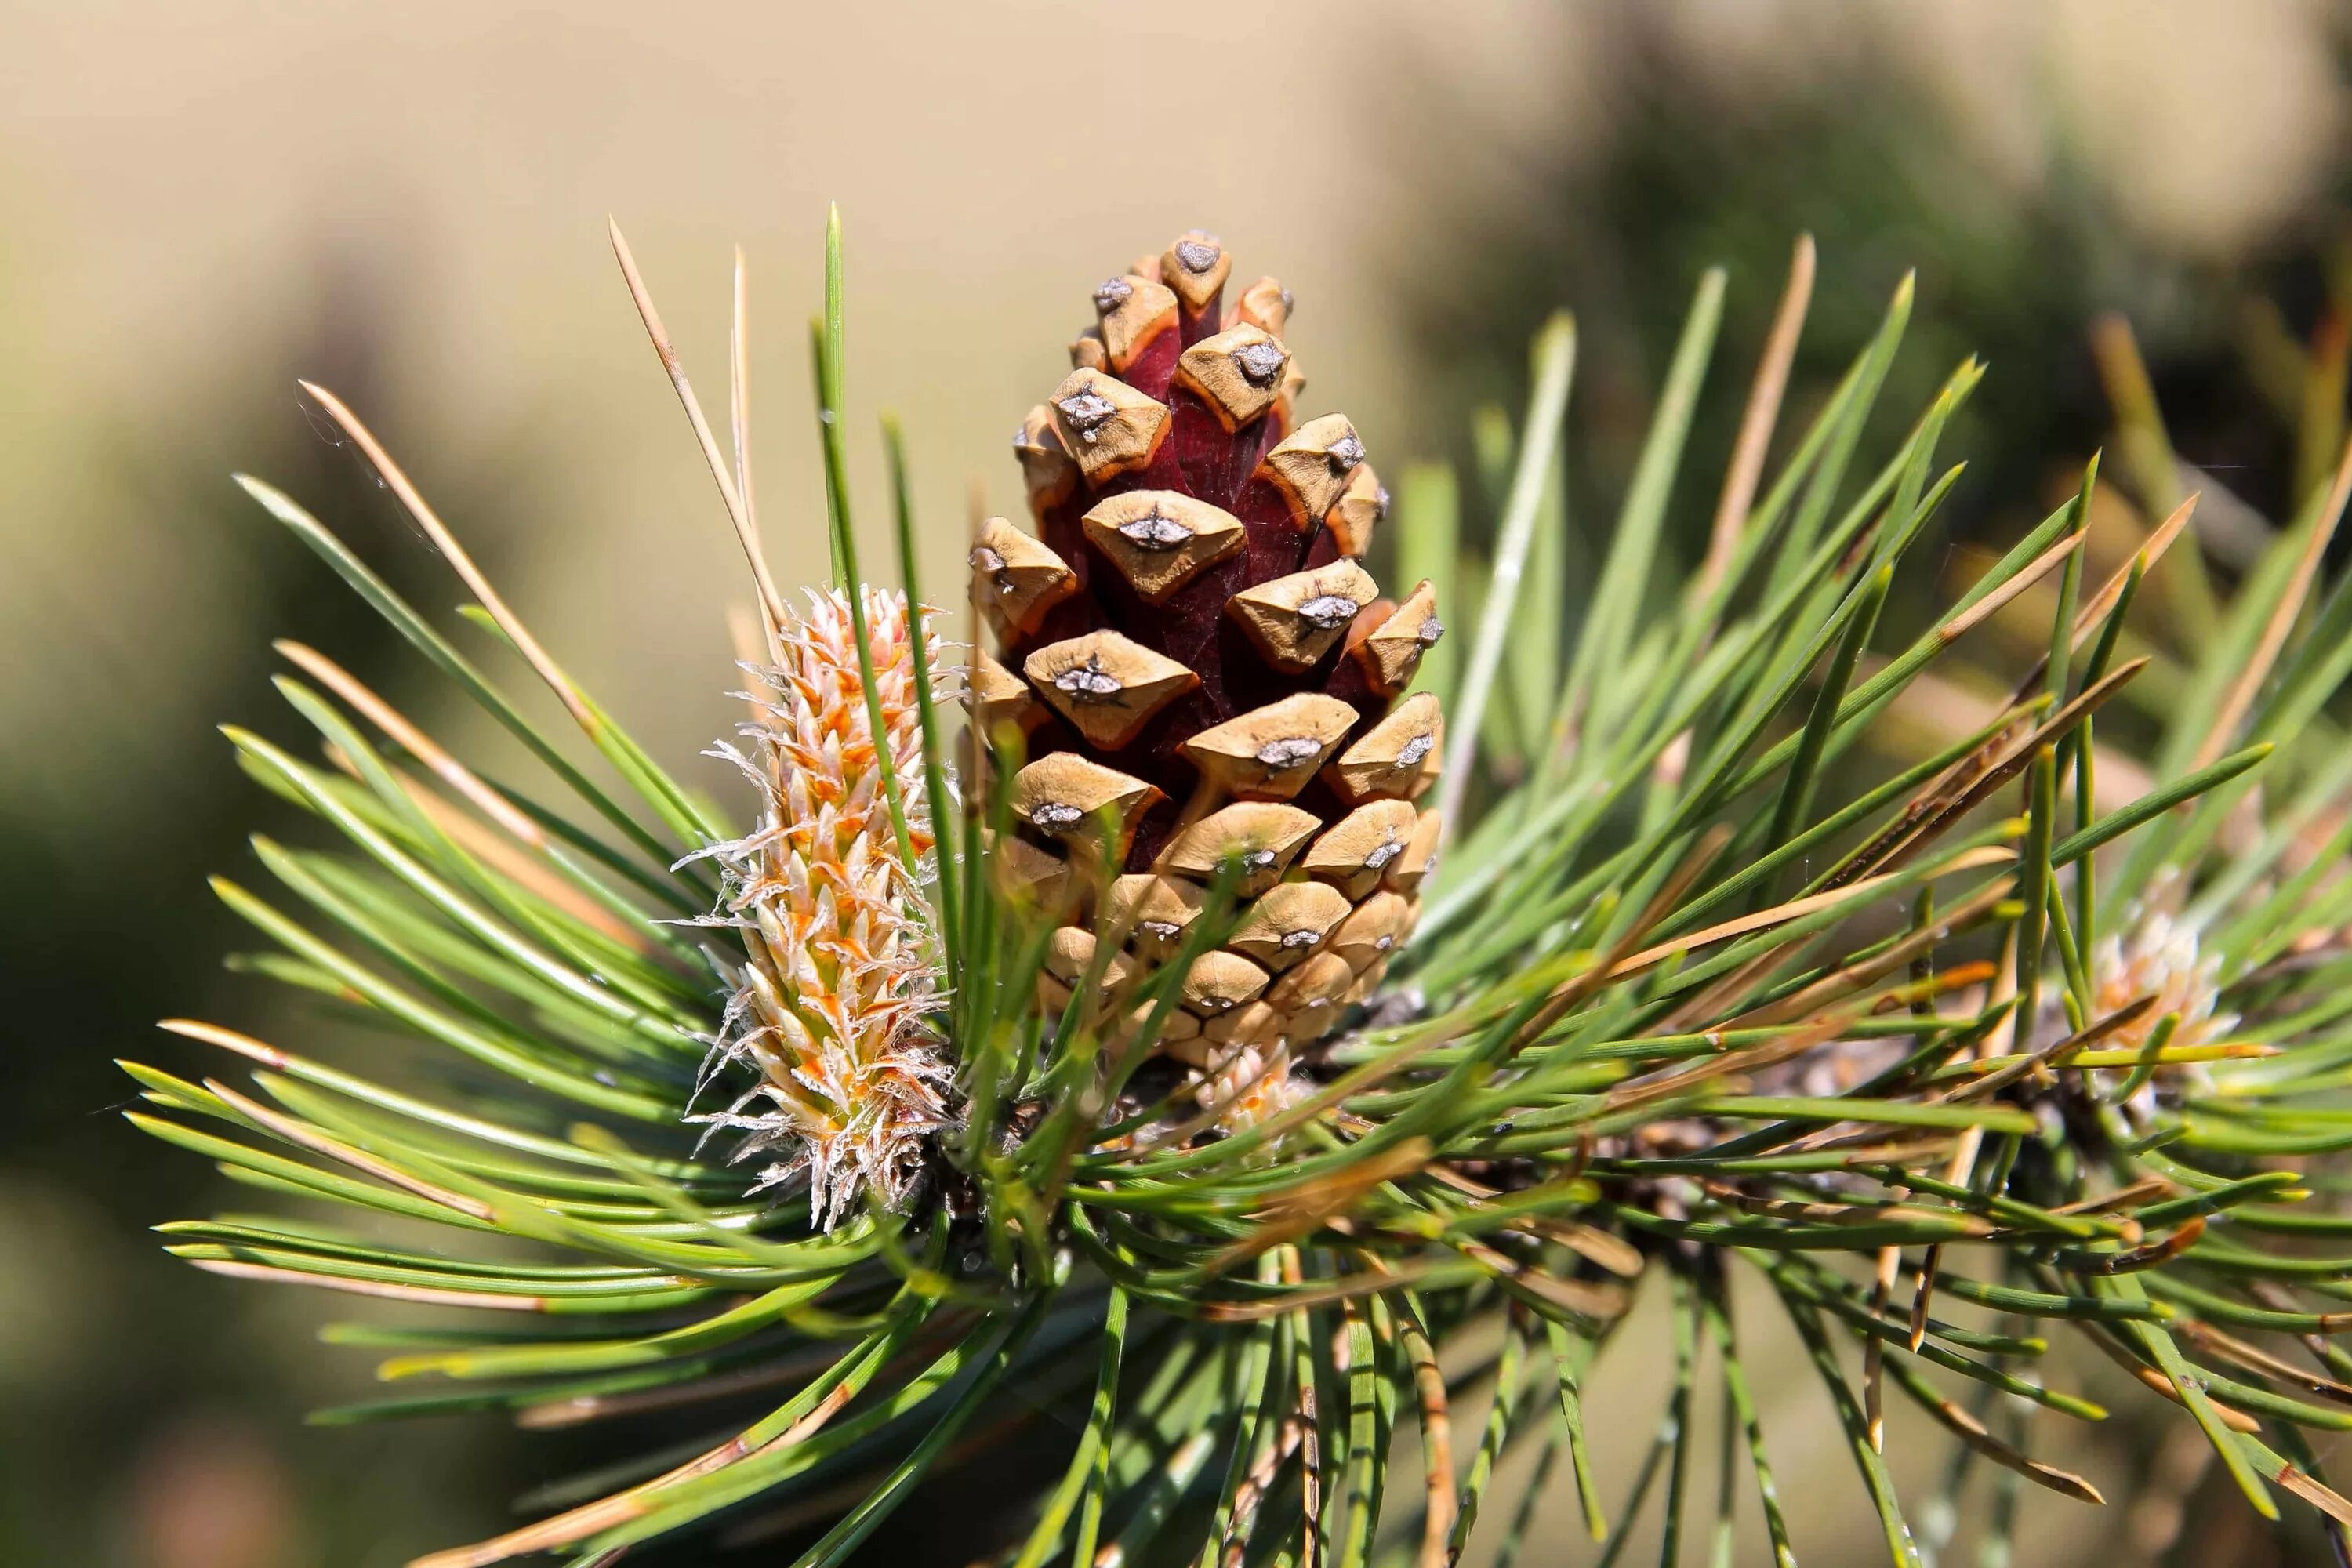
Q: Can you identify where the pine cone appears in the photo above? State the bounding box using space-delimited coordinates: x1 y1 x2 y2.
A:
972 230 1445 1060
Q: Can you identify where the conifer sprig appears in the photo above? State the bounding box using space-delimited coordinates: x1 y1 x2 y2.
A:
128 212 2352 1566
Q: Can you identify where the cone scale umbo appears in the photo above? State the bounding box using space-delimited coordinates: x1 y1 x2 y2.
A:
976 230 1443 1058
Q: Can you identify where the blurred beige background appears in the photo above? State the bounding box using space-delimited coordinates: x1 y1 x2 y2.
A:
2 2 2347 1563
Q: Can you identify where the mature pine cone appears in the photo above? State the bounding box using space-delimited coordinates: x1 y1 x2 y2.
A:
971 230 1445 1062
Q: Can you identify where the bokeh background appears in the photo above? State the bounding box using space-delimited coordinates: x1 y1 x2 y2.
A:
5 2 2350 1563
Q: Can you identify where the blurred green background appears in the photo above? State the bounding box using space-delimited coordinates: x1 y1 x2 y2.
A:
4 2 2349 1563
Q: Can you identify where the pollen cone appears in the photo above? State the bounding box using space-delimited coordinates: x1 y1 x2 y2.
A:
696 586 948 1228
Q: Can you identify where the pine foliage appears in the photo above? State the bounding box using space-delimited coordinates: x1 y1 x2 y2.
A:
126 213 2352 1566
